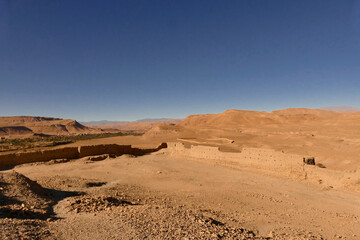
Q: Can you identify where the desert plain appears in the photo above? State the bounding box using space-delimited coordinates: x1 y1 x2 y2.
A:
1 108 360 239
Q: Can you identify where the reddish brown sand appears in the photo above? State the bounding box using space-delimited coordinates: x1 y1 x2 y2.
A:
0 108 360 239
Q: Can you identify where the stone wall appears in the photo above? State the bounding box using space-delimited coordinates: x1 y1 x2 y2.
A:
0 143 167 169
0 147 79 169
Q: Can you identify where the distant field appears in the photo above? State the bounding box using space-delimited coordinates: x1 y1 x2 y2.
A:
0 132 142 152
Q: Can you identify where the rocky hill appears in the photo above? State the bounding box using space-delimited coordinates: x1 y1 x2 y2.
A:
318 105 360 112
83 119 182 132
178 108 360 131
0 116 106 138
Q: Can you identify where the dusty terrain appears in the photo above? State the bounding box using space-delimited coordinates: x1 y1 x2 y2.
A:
0 116 109 138
82 119 182 133
1 150 359 239
1 108 360 239
145 108 360 171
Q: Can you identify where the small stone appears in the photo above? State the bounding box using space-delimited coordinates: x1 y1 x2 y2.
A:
210 233 218 239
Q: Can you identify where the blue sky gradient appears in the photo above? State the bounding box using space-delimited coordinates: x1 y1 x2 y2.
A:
1 0 360 121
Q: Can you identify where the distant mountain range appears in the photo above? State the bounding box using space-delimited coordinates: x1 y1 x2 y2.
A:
0 116 180 138
79 120 125 126
80 118 176 126
318 106 360 112
81 118 182 132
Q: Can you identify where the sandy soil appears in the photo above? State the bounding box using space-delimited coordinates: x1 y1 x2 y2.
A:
1 149 359 239
1 108 360 239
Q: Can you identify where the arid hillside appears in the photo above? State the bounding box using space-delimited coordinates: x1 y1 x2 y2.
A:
1 109 360 239
179 108 360 130
319 105 360 112
0 116 106 138
146 108 360 171
84 119 182 132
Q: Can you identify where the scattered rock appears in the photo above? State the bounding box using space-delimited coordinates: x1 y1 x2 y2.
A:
67 195 135 213
46 158 69 165
87 154 109 162
85 182 107 187
303 157 315 165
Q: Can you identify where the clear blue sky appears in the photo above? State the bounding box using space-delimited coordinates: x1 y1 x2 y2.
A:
1 0 360 121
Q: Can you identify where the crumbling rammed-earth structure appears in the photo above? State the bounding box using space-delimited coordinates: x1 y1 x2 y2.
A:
0 143 167 169
167 142 360 192
167 142 304 175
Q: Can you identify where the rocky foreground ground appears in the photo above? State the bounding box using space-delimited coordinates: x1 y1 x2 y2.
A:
1 151 359 239
0 171 267 240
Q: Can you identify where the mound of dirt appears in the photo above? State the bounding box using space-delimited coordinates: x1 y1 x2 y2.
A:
0 172 83 240
0 171 52 219
67 195 134 213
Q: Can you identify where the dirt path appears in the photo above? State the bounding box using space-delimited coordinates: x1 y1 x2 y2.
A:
7 151 360 239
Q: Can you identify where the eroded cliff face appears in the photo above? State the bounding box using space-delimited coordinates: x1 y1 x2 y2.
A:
0 116 104 137
0 126 34 136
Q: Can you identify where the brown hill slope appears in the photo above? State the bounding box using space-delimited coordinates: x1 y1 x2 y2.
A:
85 119 182 132
178 108 360 130
178 109 279 129
0 126 34 136
161 108 360 171
319 105 360 112
0 116 104 138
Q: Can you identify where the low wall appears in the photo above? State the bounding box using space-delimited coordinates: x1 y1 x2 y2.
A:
167 142 360 191
0 143 167 169
168 142 303 175
78 142 167 158
78 144 132 158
